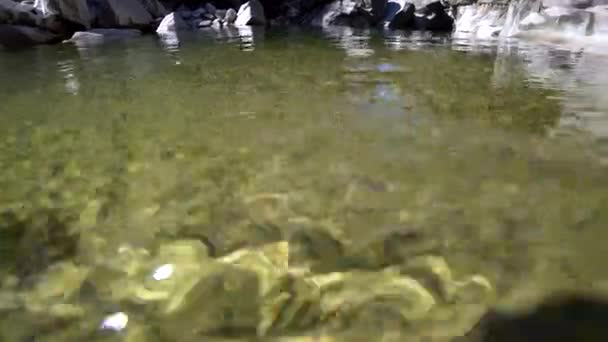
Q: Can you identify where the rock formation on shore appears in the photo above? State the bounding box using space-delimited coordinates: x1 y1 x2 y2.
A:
2 0 607 48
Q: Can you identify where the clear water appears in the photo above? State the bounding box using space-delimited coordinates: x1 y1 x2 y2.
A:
1 27 608 341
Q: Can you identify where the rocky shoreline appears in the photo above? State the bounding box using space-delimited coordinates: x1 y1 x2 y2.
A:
1 0 606 49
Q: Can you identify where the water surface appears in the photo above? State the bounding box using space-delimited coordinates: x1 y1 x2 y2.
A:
1 27 608 341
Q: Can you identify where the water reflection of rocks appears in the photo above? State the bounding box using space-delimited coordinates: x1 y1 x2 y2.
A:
335 26 608 142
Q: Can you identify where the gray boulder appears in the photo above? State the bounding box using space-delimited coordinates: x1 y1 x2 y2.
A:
90 0 154 28
1 0 43 26
192 7 206 18
0 23 59 48
307 0 361 27
225 7 237 23
34 0 91 28
235 0 266 26
138 0 166 18
1 0 67 32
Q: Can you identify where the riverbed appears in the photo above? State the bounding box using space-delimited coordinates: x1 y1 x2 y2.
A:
1 27 608 341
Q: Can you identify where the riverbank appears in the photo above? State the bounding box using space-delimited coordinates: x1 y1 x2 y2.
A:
1 0 607 50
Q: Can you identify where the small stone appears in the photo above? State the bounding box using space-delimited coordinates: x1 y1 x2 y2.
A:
198 19 213 27
211 18 223 29
100 311 129 332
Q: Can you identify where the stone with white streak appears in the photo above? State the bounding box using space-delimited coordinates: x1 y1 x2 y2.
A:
235 0 266 26
34 0 91 28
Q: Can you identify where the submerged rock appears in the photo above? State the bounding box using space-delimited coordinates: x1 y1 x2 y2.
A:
313 268 437 324
65 28 142 45
135 240 261 339
235 0 266 26
219 241 289 295
461 293 608 342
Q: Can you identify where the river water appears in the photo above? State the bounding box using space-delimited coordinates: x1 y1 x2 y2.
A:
1 27 608 341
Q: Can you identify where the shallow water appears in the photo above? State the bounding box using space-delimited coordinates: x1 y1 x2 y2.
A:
1 27 608 341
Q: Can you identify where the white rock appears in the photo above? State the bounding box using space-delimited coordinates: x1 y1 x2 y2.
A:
235 0 266 26
156 12 188 35
453 4 507 39
100 312 129 331
66 28 141 45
